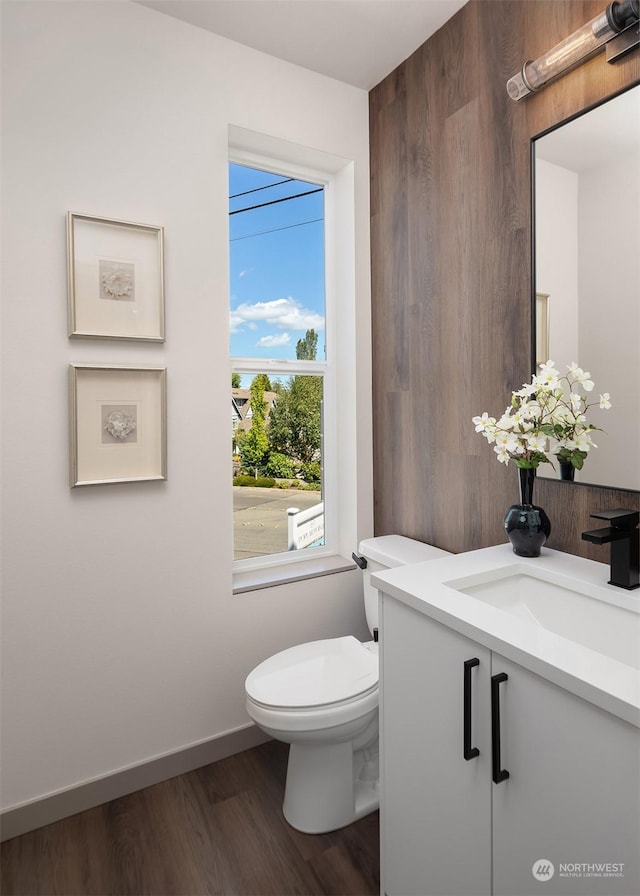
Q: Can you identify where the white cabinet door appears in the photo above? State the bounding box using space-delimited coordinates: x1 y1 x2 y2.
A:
381 597 493 896
492 654 640 896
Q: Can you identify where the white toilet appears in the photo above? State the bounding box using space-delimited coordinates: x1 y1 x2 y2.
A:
244 535 451 834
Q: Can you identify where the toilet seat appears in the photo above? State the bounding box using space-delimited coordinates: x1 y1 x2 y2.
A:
245 636 379 733
245 635 378 710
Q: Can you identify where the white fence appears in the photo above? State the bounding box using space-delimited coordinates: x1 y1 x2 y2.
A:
287 502 324 550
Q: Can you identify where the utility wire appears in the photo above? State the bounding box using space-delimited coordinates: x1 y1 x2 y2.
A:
230 217 323 242
229 187 323 216
229 177 294 200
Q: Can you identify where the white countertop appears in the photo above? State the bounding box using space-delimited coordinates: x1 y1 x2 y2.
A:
372 544 640 727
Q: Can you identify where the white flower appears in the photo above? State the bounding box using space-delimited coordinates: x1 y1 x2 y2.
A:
534 361 560 390
599 393 612 410
472 412 495 432
570 365 594 391
496 412 515 430
520 401 541 421
495 431 522 455
526 432 547 453
494 444 511 464
513 384 536 399
568 393 581 411
573 431 595 452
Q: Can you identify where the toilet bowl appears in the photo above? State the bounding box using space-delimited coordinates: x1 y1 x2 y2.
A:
246 635 379 833
245 535 452 834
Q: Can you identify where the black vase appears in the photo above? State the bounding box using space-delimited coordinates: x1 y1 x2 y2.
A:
504 466 551 557
558 460 575 481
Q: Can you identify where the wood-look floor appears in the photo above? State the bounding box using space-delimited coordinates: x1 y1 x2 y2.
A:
0 741 380 896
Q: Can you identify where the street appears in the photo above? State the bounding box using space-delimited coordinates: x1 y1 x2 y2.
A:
233 486 322 560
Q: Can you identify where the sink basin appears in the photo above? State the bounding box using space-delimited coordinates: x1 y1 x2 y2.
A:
446 566 640 669
372 544 640 725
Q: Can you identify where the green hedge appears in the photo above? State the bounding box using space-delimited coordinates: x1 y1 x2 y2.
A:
233 475 276 488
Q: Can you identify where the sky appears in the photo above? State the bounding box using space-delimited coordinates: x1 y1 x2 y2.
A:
228 163 326 362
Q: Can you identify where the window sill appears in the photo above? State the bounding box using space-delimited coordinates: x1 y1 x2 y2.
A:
233 554 356 594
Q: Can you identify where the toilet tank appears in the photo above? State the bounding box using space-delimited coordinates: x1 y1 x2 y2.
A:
358 535 452 634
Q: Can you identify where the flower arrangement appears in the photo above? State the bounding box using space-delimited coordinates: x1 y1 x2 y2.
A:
472 361 611 472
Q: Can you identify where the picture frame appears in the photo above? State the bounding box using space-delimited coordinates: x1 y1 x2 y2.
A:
69 364 167 487
67 212 165 341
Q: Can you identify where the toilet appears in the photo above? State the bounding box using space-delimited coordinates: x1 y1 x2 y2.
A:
244 535 451 834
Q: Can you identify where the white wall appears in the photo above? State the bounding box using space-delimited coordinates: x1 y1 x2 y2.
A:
0 0 373 811
578 150 640 490
536 154 640 490
535 159 579 366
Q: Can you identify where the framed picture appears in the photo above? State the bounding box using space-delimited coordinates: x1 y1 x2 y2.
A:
67 212 165 341
69 364 167 487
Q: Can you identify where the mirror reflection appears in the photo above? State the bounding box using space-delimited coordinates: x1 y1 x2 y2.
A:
533 85 640 492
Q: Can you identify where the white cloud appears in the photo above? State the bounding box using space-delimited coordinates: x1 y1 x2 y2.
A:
230 297 324 334
257 333 291 348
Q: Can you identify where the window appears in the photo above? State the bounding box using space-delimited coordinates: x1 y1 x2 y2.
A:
229 158 336 571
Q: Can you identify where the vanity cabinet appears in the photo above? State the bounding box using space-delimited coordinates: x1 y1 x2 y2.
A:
380 595 640 896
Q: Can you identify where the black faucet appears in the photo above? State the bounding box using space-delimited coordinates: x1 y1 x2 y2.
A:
581 509 640 590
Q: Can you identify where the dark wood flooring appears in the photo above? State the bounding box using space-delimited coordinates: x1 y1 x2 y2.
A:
0 740 379 896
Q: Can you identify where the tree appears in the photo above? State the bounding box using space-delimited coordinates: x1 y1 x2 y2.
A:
231 372 241 388
267 376 322 466
252 372 272 394
267 330 322 475
237 374 270 475
296 328 319 361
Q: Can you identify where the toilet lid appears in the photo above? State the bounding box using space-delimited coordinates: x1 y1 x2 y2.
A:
245 636 378 710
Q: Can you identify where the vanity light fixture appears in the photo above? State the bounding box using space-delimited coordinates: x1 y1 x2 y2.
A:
507 0 639 101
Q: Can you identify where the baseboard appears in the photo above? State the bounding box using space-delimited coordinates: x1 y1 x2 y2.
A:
0 723 270 842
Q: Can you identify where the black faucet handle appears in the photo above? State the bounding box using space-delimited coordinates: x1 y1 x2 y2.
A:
590 509 639 530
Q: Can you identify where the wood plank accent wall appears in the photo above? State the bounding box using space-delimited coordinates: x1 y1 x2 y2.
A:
369 0 639 557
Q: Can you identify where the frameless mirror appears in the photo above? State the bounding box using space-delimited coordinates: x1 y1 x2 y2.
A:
533 84 640 492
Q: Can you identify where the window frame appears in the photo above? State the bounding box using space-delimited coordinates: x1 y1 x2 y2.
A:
229 149 338 578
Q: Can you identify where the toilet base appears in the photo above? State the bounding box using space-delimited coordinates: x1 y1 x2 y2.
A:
282 741 379 834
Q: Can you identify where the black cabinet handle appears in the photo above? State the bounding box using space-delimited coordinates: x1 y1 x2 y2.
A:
491 672 510 784
463 658 480 760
